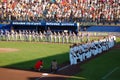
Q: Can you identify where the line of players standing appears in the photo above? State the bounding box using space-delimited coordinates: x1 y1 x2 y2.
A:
0 29 90 43
69 35 116 65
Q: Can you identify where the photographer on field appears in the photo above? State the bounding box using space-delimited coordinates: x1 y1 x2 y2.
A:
34 60 43 71
51 59 58 73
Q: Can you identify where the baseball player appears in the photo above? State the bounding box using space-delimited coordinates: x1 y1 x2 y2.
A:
39 31 43 42
69 45 75 65
53 32 57 43
72 32 76 43
11 30 15 41
49 31 53 42
57 32 61 43
65 32 69 43
62 32 65 43
32 30 35 41
69 31 72 43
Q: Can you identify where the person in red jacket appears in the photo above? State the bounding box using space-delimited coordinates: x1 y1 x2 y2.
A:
35 60 43 71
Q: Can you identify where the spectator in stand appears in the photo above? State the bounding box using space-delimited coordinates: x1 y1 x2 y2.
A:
0 0 119 24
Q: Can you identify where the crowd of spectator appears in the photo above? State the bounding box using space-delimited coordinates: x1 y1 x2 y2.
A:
0 0 120 24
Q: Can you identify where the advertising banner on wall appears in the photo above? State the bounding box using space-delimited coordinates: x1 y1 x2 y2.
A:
12 21 77 27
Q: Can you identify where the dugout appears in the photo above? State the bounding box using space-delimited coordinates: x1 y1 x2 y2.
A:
11 21 79 33
12 25 77 32
12 25 46 32
45 25 77 32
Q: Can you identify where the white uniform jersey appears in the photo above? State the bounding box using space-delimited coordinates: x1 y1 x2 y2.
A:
69 35 116 65
69 47 77 65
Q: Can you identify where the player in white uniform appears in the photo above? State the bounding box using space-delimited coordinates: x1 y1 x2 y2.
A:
6 30 10 41
46 28 52 42
49 31 53 42
57 32 61 43
69 31 72 43
69 45 76 65
14 31 18 41
86 33 90 42
85 42 92 59
72 32 76 43
0 29 4 41
65 32 69 43
72 44 78 64
96 39 103 54
108 36 113 48
100 37 108 52
62 32 65 43
32 31 35 41
80 43 86 61
35 31 39 42
39 31 43 42
91 40 98 56
76 32 80 43
18 30 22 41
80 32 84 43
28 30 32 42
11 30 15 41
4 30 7 41
43 31 46 42
77 44 84 62
53 32 57 43
112 35 116 46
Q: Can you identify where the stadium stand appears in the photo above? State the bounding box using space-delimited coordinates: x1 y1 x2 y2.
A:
0 0 119 24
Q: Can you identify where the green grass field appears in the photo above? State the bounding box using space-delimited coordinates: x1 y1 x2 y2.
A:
0 42 70 70
0 38 120 80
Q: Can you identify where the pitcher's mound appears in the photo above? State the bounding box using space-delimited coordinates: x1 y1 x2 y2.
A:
0 48 19 53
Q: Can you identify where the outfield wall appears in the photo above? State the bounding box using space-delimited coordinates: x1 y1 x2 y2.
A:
86 26 120 32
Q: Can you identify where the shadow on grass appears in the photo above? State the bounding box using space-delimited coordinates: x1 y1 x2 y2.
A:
2 52 69 73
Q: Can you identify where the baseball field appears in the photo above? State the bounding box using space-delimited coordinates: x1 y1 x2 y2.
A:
0 37 120 80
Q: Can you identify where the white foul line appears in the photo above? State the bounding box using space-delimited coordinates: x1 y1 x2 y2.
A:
50 65 70 73
102 67 119 79
58 65 70 71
